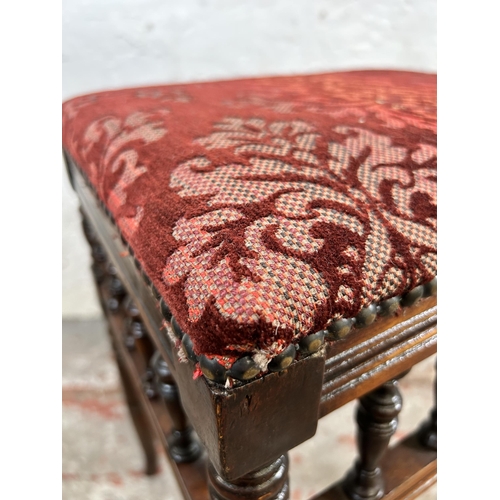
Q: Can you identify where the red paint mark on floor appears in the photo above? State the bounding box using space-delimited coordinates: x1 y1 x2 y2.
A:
394 430 406 440
62 388 124 419
62 472 79 481
337 434 356 447
63 470 144 483
127 469 145 478
107 472 124 486
291 488 317 500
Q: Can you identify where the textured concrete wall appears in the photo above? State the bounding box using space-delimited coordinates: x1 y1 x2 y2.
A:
62 0 436 318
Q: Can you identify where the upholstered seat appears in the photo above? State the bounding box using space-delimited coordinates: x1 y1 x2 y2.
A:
64 70 438 500
62 70 436 385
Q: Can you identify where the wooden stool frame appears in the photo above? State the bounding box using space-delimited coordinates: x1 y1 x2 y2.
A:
68 158 437 500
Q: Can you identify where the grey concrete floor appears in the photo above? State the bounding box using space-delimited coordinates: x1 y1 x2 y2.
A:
62 319 437 500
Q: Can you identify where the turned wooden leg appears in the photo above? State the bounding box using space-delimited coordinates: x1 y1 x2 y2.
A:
80 209 158 475
123 296 155 357
207 454 289 500
104 271 159 476
113 339 158 475
151 351 202 463
343 374 407 500
122 295 157 398
80 209 107 308
106 262 126 313
418 360 437 450
106 282 159 475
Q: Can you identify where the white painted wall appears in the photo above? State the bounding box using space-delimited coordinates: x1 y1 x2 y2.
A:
62 0 436 318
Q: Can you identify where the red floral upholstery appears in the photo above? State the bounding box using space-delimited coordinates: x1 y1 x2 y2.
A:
63 70 436 360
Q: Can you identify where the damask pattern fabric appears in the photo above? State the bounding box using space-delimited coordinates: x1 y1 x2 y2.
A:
62 71 437 359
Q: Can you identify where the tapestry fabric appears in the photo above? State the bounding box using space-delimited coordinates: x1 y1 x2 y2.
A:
62 70 437 359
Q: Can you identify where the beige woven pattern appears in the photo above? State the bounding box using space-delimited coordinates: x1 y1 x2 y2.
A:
164 117 436 342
